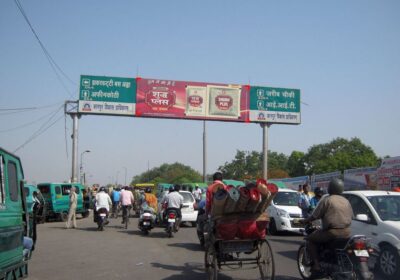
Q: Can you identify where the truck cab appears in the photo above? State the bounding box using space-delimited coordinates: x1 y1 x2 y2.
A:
0 147 32 279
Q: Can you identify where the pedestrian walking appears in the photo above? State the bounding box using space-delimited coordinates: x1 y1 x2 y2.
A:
66 186 78 229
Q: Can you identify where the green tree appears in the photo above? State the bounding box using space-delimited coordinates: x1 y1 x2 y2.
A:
218 150 289 180
131 162 202 185
303 137 379 174
287 151 306 177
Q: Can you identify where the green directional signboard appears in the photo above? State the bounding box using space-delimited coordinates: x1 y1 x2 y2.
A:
78 75 136 116
249 86 301 124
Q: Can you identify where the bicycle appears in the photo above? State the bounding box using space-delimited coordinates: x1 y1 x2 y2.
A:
122 205 132 229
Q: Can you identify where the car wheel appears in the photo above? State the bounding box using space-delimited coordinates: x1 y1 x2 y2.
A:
268 219 278 236
379 244 400 280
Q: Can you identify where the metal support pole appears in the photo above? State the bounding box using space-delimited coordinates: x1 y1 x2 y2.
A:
71 113 80 183
261 123 270 180
203 121 207 183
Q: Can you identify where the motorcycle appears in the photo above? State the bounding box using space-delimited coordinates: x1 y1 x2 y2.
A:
138 209 155 235
96 207 109 231
165 208 180 238
297 222 374 280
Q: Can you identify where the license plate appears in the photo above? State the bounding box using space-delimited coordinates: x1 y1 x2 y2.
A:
168 219 175 223
143 221 150 225
99 213 106 217
354 250 369 257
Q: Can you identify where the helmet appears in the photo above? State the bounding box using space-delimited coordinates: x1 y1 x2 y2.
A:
327 178 344 195
314 187 324 196
174 184 181 192
145 187 152 193
99 187 106 192
168 186 174 192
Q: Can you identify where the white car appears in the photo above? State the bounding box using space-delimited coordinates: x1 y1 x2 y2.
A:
266 188 303 235
342 190 400 279
179 191 198 226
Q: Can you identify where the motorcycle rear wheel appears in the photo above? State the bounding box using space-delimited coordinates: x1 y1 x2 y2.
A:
297 244 312 279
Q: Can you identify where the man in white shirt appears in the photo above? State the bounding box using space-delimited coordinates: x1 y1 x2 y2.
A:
95 187 112 212
192 185 202 203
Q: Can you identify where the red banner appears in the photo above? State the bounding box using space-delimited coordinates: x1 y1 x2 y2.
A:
136 78 250 122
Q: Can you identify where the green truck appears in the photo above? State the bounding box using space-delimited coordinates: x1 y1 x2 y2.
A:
0 147 32 279
37 183 89 221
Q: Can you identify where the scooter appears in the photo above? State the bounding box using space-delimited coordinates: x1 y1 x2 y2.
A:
165 209 180 238
96 207 109 231
138 209 155 235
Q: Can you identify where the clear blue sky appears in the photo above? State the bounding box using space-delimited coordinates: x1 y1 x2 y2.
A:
1 0 399 186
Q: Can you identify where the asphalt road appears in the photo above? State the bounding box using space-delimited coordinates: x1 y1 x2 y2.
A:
28 213 382 280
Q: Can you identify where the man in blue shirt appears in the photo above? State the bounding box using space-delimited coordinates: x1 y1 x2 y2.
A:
298 184 312 218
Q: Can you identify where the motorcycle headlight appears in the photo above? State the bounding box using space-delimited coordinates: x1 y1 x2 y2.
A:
276 208 290 218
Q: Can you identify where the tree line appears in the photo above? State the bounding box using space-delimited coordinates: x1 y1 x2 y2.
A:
131 137 383 184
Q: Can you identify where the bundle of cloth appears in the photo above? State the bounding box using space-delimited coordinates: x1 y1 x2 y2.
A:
210 179 278 240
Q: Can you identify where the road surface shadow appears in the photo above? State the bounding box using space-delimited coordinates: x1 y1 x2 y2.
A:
276 250 298 262
267 237 303 246
168 242 203 252
151 262 299 280
151 262 231 280
125 229 169 238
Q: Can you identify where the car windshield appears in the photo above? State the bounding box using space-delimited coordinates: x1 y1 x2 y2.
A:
179 192 194 203
273 192 299 206
367 195 400 221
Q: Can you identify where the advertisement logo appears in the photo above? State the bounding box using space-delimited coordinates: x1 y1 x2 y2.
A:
145 87 176 109
82 103 92 112
257 112 266 120
188 95 203 107
215 95 233 111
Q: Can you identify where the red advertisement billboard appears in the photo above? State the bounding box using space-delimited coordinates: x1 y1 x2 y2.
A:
136 78 250 122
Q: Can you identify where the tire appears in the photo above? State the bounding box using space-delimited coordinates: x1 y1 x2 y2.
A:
297 244 312 280
205 246 218 280
258 240 275 280
268 219 278 236
379 244 400 280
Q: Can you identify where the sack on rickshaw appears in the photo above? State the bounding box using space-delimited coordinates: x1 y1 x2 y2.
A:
223 186 240 214
245 186 261 213
211 188 228 218
237 212 268 239
215 214 239 240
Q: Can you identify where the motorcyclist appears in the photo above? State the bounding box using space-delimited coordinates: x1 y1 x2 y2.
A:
140 188 157 214
309 187 324 210
302 178 353 279
164 184 184 220
94 187 112 225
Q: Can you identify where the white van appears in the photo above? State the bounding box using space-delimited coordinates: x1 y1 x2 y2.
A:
266 188 304 235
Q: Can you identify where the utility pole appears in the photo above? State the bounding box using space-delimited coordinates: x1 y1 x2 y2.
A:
65 101 80 183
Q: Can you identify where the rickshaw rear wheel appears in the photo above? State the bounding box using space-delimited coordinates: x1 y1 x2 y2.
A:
205 245 218 280
258 239 275 280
